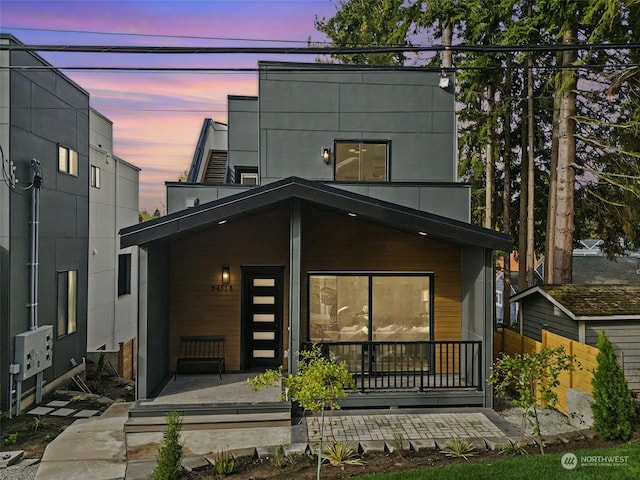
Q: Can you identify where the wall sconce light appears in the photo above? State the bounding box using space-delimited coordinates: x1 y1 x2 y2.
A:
439 75 450 89
221 265 230 285
321 147 331 164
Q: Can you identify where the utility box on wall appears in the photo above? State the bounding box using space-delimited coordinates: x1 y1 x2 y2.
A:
15 325 53 381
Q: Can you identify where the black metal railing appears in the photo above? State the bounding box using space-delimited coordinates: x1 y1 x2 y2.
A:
302 341 482 393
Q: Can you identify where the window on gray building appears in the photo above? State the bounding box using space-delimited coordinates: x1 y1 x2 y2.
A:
58 145 78 176
334 141 388 182
118 254 132 296
57 270 78 337
90 165 101 188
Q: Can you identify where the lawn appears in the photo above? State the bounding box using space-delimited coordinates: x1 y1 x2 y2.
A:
356 443 640 480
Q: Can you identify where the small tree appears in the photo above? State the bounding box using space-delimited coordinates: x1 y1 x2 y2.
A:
591 331 637 441
153 412 184 480
489 345 575 453
249 344 354 480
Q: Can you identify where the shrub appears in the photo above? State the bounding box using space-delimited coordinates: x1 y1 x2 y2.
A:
153 412 184 480
249 344 354 480
591 331 638 441
323 441 363 466
440 438 477 460
3 432 18 445
488 345 575 453
212 448 235 476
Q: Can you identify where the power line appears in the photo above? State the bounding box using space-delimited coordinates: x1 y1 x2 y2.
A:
3 26 313 45
3 63 639 74
2 42 639 55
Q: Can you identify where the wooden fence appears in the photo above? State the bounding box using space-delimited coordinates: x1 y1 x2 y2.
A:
494 329 599 415
118 337 137 380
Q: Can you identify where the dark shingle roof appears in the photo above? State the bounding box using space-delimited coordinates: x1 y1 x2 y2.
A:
540 284 640 317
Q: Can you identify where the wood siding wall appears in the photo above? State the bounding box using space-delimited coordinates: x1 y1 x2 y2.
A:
300 204 462 344
586 322 640 391
522 297 579 342
168 206 290 371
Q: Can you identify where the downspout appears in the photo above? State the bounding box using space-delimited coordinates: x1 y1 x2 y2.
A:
113 154 118 348
28 159 42 331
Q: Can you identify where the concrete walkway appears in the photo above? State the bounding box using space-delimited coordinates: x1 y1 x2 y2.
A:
24 405 520 480
3 374 522 479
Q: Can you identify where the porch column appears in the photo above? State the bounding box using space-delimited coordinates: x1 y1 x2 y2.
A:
289 199 301 374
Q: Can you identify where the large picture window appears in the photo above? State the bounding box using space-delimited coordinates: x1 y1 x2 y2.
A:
308 273 432 343
334 141 388 182
57 270 78 337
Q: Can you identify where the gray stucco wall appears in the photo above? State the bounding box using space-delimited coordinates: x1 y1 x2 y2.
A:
228 96 259 171
257 64 456 185
460 246 493 407
2 40 89 409
166 182 470 221
521 296 579 342
139 243 170 398
585 322 640 392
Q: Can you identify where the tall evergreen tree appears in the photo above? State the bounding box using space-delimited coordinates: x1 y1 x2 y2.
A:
591 331 637 441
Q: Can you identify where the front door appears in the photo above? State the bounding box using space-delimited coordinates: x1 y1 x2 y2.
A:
242 266 284 369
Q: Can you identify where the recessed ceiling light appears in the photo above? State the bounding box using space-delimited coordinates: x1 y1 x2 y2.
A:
348 212 357 217
218 219 227 225
418 231 428 236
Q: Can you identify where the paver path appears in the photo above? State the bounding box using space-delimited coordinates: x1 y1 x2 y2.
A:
307 412 507 442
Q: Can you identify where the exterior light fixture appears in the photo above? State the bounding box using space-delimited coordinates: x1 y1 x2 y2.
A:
322 147 331 164
418 231 428 236
347 212 357 217
222 265 230 284
439 75 450 89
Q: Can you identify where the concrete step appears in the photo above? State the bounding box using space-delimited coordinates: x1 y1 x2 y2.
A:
128 400 291 418
124 411 291 433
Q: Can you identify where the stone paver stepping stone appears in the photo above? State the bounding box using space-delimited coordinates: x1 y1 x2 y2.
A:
50 408 76 417
359 440 386 454
284 443 308 456
410 439 436 452
73 409 100 418
229 447 256 459
27 406 53 415
385 439 410 454
46 400 70 407
182 456 210 472
0 450 23 468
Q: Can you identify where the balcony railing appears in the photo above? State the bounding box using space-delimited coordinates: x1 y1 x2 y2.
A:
302 341 482 393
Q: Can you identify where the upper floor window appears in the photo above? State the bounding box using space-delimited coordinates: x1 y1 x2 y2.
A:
496 290 504 308
58 145 78 176
235 166 258 185
57 270 78 337
118 253 132 296
90 165 101 188
334 141 388 182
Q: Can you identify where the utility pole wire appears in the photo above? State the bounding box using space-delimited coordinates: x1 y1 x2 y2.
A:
2 42 640 55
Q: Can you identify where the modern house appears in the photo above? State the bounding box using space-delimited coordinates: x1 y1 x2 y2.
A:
511 284 640 392
121 62 511 408
0 34 139 414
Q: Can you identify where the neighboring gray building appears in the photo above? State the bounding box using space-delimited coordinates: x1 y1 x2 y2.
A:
123 62 511 408
0 35 140 414
88 110 139 351
511 284 640 392
1 34 89 413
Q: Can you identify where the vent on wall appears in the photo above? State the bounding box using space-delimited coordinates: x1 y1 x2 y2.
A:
186 197 199 208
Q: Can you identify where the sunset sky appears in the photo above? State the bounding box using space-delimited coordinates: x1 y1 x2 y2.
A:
0 0 337 211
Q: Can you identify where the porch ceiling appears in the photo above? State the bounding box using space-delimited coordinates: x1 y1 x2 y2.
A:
120 176 511 251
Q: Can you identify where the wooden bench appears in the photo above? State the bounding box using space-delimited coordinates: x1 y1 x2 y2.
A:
174 335 225 380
